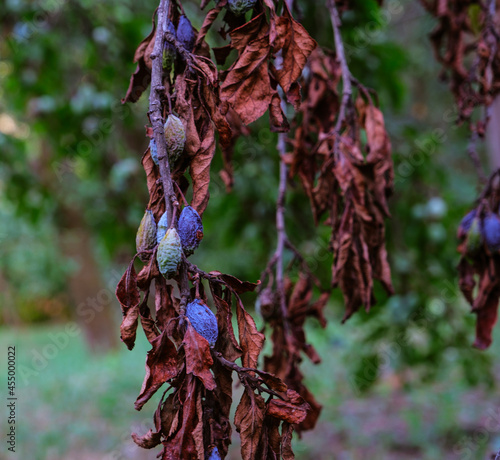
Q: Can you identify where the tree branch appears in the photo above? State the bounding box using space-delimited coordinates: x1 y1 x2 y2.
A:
276 133 289 332
468 127 488 185
149 0 175 226
213 351 284 399
327 0 353 155
149 0 192 307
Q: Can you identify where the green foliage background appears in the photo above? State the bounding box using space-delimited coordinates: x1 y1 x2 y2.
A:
1 0 499 458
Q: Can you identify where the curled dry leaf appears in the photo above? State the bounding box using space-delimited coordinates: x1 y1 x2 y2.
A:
234 388 266 460
131 429 162 449
116 259 141 350
183 322 217 390
135 330 179 411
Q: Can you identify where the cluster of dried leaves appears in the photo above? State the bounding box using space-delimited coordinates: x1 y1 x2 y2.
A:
257 263 330 432
457 170 500 350
117 0 396 457
288 47 394 322
418 2 500 347
420 0 500 130
116 0 340 458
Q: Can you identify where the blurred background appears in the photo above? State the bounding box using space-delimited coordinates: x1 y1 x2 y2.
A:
1 0 500 458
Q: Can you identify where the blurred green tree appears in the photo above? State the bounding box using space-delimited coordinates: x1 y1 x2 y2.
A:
0 0 493 383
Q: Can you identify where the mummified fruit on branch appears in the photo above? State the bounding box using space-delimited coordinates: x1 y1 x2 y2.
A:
149 138 159 166
157 228 182 278
255 286 277 321
156 213 169 244
163 21 177 71
227 0 257 16
136 210 157 261
178 206 203 256
482 213 500 252
186 299 218 347
164 114 186 163
177 15 196 52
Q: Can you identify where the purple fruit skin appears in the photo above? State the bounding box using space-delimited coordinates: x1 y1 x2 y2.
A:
186 299 218 347
482 213 500 251
150 138 158 165
177 15 196 52
163 21 177 67
178 206 203 255
206 447 221 460
460 209 477 233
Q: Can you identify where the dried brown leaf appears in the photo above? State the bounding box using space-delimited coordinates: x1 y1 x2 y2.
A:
235 388 266 460
183 323 217 390
135 330 179 410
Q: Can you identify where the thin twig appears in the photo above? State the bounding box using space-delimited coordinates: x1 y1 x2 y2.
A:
468 128 488 184
276 133 290 334
328 0 353 156
213 351 284 399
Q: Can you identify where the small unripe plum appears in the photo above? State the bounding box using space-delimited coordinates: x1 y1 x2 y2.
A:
178 206 203 256
157 228 182 278
164 114 186 163
186 299 218 347
482 213 500 252
136 210 157 261
177 15 196 52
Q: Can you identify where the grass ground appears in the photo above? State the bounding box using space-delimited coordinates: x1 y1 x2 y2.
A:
2 313 500 460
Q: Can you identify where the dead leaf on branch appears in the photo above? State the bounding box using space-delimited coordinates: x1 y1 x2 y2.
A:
234 388 266 460
132 429 162 449
272 5 317 94
235 294 265 369
135 330 179 410
122 11 156 103
183 322 217 390
116 259 141 350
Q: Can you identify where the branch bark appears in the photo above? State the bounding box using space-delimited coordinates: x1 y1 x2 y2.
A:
149 0 175 226
148 0 192 306
276 133 289 329
327 0 353 154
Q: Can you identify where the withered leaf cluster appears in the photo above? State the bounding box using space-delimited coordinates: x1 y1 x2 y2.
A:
420 0 500 129
116 0 324 458
259 270 329 432
457 170 500 350
289 48 394 322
